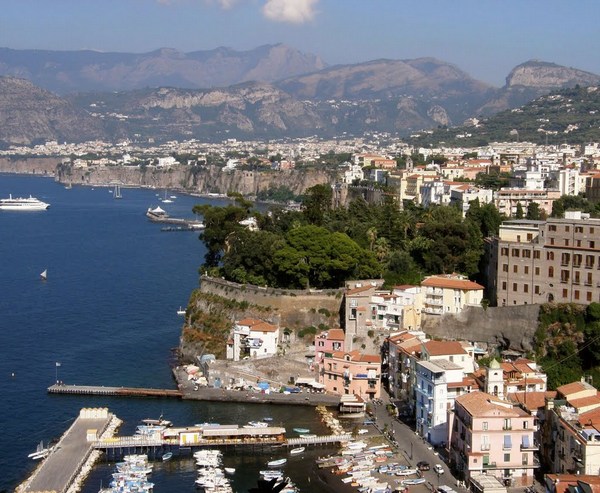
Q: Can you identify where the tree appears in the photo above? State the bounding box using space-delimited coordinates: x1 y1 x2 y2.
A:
526 202 543 220
302 184 333 226
515 202 524 219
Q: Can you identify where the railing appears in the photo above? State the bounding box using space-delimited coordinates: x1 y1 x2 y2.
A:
483 462 497 469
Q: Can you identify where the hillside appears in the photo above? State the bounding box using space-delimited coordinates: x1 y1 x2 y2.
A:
0 77 106 146
0 44 327 94
409 85 600 147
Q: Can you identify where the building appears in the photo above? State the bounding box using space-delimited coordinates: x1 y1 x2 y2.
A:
448 392 538 486
490 212 600 306
386 332 422 401
319 350 381 401
543 380 600 475
226 318 279 361
493 188 561 217
421 274 484 315
343 279 385 349
314 329 345 368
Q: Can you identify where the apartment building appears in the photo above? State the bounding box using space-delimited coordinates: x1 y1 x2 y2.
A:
421 274 484 315
448 392 538 486
493 188 561 217
490 212 600 306
543 380 600 475
319 350 381 401
386 333 422 404
314 329 345 368
226 318 279 361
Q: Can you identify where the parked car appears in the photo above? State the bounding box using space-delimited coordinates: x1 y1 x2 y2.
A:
433 464 444 475
417 461 430 471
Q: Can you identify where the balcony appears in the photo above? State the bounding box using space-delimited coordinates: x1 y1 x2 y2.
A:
521 443 539 451
480 444 490 451
483 462 497 469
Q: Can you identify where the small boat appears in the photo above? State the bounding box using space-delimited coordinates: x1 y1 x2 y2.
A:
141 415 172 427
299 434 317 439
290 447 305 455
162 452 173 461
176 306 186 316
293 428 309 433
114 185 122 199
267 458 287 468
40 269 47 281
28 441 52 460
263 417 273 422
224 467 235 475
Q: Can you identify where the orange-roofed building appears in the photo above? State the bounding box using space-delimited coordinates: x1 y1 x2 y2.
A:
226 318 279 361
542 378 600 475
318 350 382 401
449 391 538 486
544 475 600 493
421 274 484 315
314 328 345 367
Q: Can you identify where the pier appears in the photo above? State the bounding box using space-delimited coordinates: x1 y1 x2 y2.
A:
18 408 114 493
48 383 183 398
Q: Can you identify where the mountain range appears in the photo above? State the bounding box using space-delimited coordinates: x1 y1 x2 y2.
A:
0 44 598 145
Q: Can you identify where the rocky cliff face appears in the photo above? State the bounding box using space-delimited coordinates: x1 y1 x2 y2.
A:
0 77 106 145
56 163 339 197
477 60 600 115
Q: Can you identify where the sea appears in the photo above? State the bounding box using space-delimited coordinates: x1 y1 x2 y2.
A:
0 175 335 493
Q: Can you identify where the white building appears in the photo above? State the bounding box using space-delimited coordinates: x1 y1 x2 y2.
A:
421 274 484 315
226 318 279 361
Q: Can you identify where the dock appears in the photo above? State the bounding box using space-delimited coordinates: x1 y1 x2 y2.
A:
48 383 183 398
18 408 114 493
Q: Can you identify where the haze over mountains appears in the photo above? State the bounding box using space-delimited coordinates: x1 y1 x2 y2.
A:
0 44 598 145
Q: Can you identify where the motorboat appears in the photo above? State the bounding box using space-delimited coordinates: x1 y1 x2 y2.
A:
162 451 173 461
28 441 52 460
224 467 235 475
290 447 305 455
267 458 287 467
292 428 309 433
177 306 186 316
141 415 172 427
0 194 50 211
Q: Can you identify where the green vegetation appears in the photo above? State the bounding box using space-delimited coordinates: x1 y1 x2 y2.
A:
534 302 600 389
408 86 600 147
256 185 300 203
195 184 505 290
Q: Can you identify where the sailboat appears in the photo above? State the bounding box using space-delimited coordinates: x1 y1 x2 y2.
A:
161 190 173 203
40 269 47 281
114 185 122 199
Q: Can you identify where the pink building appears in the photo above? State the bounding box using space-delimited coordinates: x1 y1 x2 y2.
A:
448 391 538 486
319 350 381 401
314 329 345 367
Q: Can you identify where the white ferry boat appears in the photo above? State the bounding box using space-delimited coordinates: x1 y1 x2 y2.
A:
0 194 50 211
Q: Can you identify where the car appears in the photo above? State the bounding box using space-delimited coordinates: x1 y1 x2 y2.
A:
417 461 430 471
433 464 444 474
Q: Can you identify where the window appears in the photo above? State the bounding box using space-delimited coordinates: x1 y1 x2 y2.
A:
482 421 488 431
523 421 529 429
504 453 510 462
503 264 509 272
586 255 595 269
535 267 540 275
563 289 568 298
561 270 570 283
522 453 528 466
501 247 509 256
547 252 554 261
512 249 520 257
574 272 580 284
550 238 555 245
527 234 533 241
513 265 518 273
502 281 507 290
591 241 596 249
549 266 554 278
587 273 593 286
534 251 540 259
565 239 570 246
524 284 529 293
561 253 570 265
591 228 596 234
503 418 511 430
503 435 512 449
588 292 593 302
513 283 517 292
565 226 570 233
534 285 540 294
549 225 557 232
575 226 583 233
575 290 580 300
574 254 582 267
524 266 529 274
481 435 490 450
523 250 531 258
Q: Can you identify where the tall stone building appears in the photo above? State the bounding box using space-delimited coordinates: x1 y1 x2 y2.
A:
489 211 600 306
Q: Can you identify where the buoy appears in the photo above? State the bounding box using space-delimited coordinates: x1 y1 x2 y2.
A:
11 372 15 377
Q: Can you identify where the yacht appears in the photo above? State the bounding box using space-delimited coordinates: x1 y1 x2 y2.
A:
0 195 50 211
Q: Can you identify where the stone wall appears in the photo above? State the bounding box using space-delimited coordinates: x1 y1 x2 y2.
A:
421 304 541 351
199 275 344 328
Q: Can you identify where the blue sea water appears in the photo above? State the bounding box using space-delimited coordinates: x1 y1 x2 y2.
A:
0 175 332 493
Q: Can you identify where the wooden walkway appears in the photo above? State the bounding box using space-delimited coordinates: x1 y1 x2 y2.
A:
48 383 183 398
286 433 352 446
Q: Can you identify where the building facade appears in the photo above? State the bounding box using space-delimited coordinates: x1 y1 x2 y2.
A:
319 350 382 401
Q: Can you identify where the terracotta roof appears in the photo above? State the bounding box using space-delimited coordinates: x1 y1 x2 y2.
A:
421 276 484 290
393 284 419 290
327 328 345 341
568 395 600 411
456 391 527 418
327 350 381 364
447 376 477 389
388 332 417 344
577 406 600 427
358 354 382 363
399 339 422 354
557 381 589 397
546 475 600 493
250 321 278 333
507 391 557 411
346 285 374 295
424 340 467 356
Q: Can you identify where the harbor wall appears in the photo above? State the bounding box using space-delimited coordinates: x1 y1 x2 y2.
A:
199 275 344 328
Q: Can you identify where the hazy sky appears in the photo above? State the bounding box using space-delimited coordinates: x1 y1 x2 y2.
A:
1 0 599 86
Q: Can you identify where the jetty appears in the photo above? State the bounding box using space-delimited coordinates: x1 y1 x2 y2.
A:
146 206 204 229
17 408 114 493
48 383 183 398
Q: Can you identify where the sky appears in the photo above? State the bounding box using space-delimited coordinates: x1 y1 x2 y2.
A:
1 0 599 86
